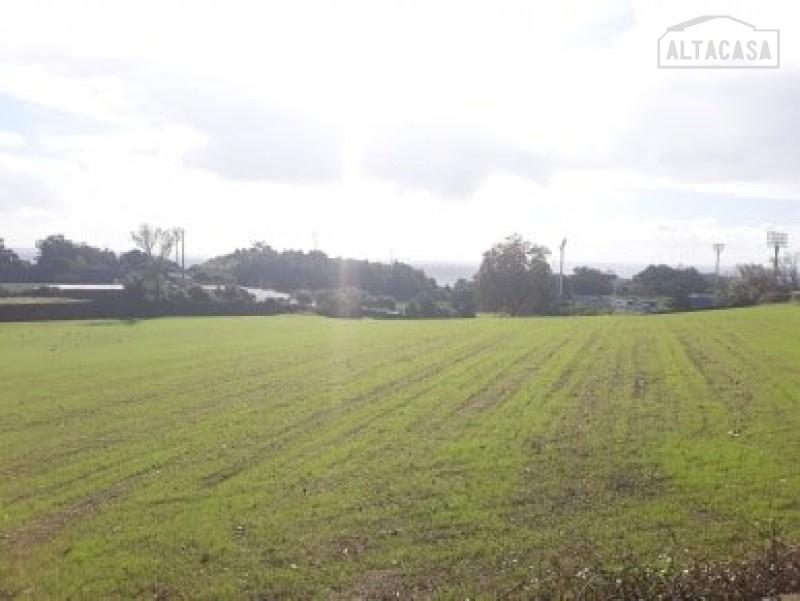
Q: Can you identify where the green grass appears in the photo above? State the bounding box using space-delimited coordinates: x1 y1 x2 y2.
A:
0 306 799 599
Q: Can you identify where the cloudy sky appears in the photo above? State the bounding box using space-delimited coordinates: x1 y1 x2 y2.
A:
0 0 799 269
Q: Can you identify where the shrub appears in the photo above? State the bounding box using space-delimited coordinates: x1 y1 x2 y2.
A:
314 288 364 317
187 285 212 302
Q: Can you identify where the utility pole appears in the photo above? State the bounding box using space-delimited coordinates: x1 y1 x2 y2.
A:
173 227 185 281
558 238 567 299
181 229 185 281
712 243 724 292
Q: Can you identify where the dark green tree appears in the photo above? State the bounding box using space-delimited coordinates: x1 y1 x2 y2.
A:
35 234 118 283
192 244 433 301
569 266 616 296
476 234 555 316
0 238 30 282
450 278 477 317
632 264 708 308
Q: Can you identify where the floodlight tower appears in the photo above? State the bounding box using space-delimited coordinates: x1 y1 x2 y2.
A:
712 243 725 290
767 231 788 278
558 238 567 298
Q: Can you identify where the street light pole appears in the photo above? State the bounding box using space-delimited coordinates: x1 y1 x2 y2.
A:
181 229 185 281
558 238 567 299
712 243 724 292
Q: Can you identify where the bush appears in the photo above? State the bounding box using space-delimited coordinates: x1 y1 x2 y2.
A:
761 290 791 304
187 285 212 302
403 291 470 318
314 288 364 317
450 279 477 317
721 264 782 307
363 294 397 312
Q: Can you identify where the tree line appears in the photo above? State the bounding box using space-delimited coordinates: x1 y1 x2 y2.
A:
0 229 476 318
0 230 178 286
192 242 436 302
474 233 798 315
2 230 795 319
0 231 436 302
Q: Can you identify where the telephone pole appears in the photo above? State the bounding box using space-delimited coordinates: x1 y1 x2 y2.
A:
712 243 724 291
181 229 185 281
173 228 185 281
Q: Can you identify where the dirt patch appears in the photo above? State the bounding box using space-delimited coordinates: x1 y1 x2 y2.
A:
332 534 370 558
524 543 800 601
605 463 667 499
343 569 407 601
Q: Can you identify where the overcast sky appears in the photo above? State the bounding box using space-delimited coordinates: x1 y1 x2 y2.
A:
0 0 799 268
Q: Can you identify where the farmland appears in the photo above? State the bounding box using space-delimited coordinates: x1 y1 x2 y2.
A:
0 306 799 599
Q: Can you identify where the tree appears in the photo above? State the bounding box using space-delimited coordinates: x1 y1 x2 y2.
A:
569 266 616 296
404 291 437 317
724 264 776 306
314 288 364 317
131 224 177 302
0 238 14 266
632 264 708 308
34 234 118 283
450 278 477 317
780 253 799 289
118 249 150 276
191 243 433 301
476 234 555 316
0 238 30 282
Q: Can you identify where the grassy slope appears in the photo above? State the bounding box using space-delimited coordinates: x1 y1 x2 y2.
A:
0 306 798 599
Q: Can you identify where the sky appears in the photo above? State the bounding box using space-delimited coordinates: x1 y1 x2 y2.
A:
0 0 799 270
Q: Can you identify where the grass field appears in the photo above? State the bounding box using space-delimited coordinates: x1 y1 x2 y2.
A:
1 306 799 599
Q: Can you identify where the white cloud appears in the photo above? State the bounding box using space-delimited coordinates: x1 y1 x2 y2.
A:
0 131 25 148
0 0 798 268
363 122 551 196
176 94 343 183
0 165 59 212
